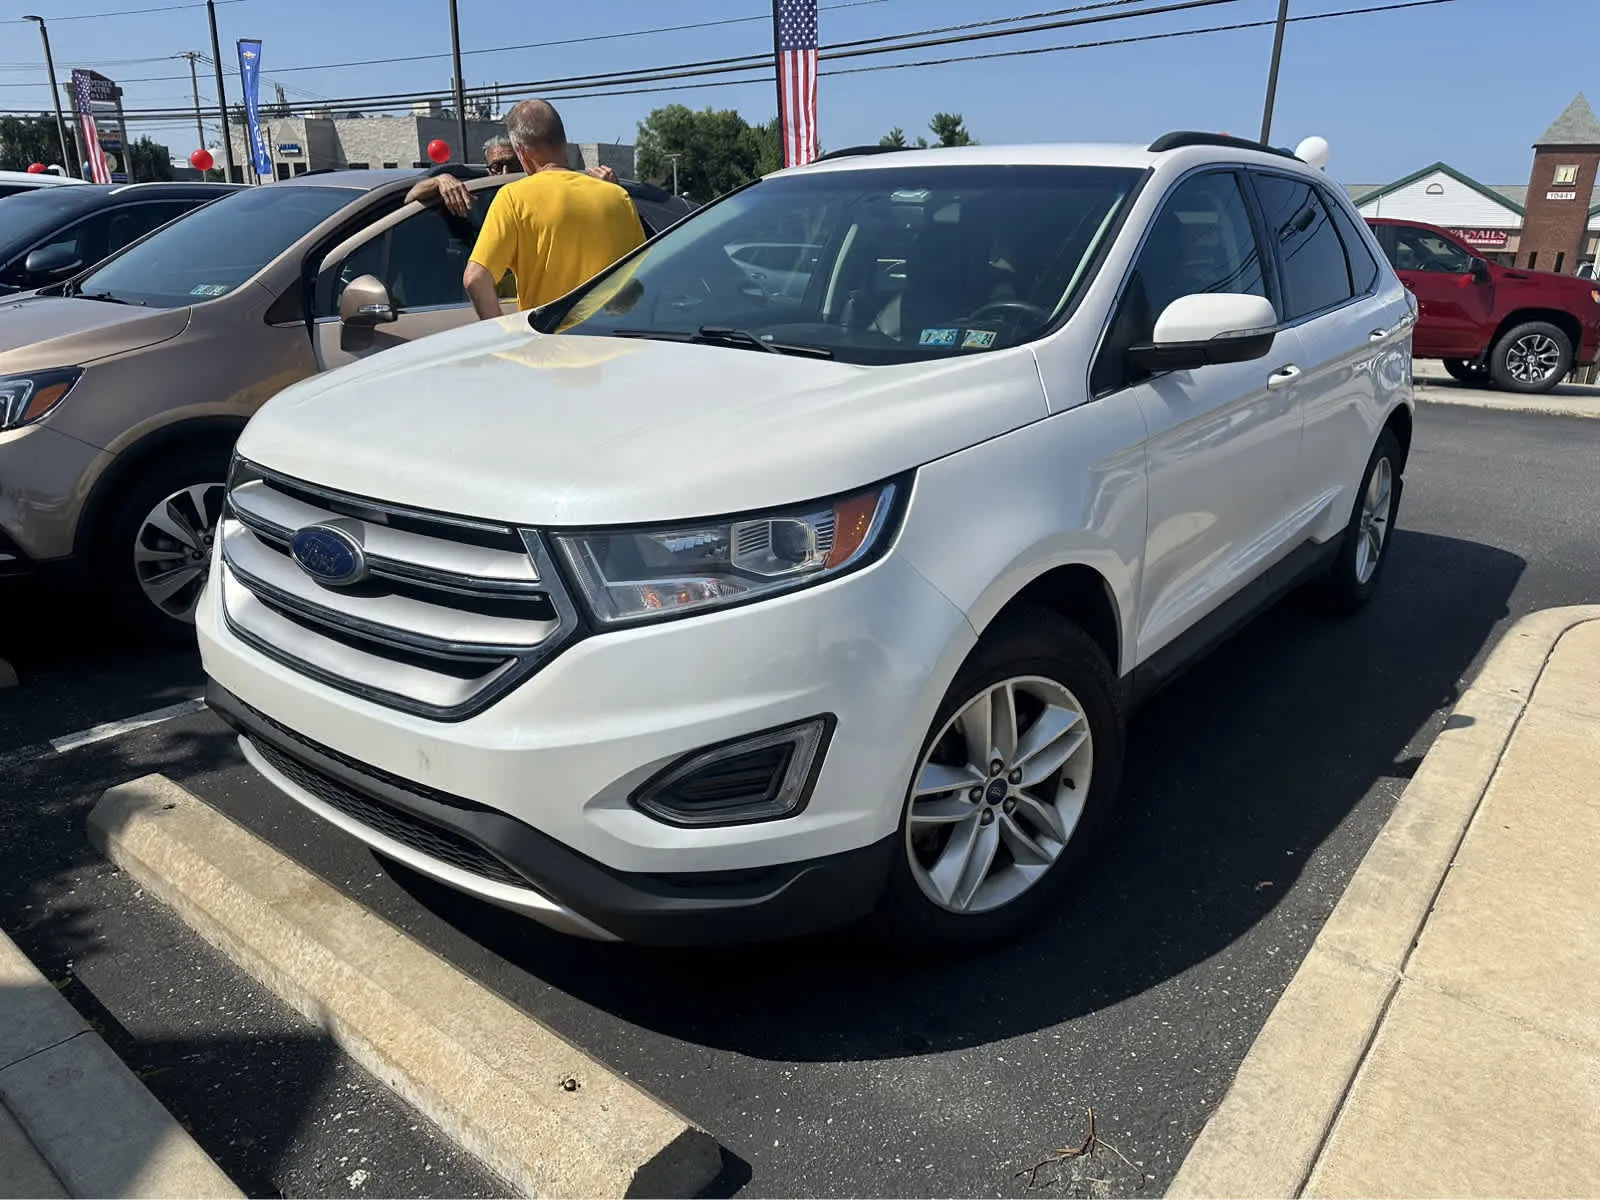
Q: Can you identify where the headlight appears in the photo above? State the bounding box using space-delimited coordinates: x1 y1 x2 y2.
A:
0 368 82 430
552 480 903 625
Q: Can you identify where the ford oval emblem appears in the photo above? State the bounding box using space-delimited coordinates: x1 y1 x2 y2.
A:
290 523 367 587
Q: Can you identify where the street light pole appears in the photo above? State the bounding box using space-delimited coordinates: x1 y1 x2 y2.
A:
1258 0 1291 145
22 16 74 177
665 152 681 196
448 0 468 161
205 0 237 181
182 52 206 167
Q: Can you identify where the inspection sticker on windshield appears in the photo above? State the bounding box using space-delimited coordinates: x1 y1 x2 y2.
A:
919 328 960 347
961 330 997 349
189 283 229 297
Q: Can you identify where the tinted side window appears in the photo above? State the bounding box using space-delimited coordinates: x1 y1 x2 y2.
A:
105 202 196 255
318 196 492 317
1092 171 1267 394
0 210 113 288
1324 195 1380 294
1390 225 1473 275
1254 174 1353 320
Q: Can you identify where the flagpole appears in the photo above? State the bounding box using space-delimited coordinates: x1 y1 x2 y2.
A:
771 0 786 167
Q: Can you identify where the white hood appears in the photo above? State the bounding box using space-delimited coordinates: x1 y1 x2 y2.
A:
236 314 1050 526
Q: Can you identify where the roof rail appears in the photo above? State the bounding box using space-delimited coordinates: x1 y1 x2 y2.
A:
811 144 913 164
1147 131 1299 161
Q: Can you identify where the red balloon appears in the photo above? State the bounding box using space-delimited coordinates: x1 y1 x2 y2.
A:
27 162 46 174
189 148 214 172
427 139 451 164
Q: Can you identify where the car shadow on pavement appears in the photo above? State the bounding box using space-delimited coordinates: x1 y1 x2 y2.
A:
387 529 1524 1062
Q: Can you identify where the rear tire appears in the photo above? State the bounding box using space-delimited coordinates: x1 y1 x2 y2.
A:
873 610 1124 950
1488 322 1572 394
1319 429 1402 614
98 448 231 646
1442 358 1489 386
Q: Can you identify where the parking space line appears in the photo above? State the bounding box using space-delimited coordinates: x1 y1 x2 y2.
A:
48 698 207 755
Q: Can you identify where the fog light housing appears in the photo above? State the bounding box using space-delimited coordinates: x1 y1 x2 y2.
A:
631 717 834 827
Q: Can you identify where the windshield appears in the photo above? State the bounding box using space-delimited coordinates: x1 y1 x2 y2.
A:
0 186 107 262
74 184 360 308
545 164 1141 364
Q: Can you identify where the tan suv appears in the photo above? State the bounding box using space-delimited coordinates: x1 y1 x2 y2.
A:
0 168 688 639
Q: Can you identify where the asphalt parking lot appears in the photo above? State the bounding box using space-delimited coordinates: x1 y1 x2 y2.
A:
3 403 1598 1198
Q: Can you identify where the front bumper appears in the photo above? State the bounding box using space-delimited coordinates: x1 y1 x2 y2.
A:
209 681 896 944
198 544 977 942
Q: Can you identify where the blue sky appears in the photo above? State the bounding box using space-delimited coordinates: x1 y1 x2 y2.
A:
0 0 1588 186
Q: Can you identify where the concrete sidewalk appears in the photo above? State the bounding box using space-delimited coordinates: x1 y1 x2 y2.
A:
1170 605 1600 1199
1412 360 1600 418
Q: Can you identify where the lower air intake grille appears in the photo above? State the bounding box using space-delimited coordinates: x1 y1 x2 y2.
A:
251 737 527 889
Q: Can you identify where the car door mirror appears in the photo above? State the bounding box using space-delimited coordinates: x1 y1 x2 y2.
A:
1126 293 1279 373
339 274 396 326
24 245 83 282
1468 256 1491 283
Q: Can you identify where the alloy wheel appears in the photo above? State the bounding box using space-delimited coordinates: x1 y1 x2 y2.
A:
1354 456 1392 586
1506 333 1563 386
906 676 1093 914
133 482 225 624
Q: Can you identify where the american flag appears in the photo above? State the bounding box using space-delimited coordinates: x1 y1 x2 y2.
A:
775 0 818 168
72 71 111 184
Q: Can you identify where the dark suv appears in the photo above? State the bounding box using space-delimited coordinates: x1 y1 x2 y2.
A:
0 182 241 296
1367 218 1600 393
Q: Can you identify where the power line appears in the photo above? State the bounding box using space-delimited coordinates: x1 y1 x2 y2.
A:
0 0 245 24
0 0 1462 120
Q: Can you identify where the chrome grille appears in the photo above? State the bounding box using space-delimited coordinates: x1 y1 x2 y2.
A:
220 458 577 720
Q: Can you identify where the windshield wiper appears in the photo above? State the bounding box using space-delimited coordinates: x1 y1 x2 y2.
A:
76 290 144 306
612 326 833 359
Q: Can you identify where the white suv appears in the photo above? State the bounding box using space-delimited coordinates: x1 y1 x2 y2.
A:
198 133 1415 947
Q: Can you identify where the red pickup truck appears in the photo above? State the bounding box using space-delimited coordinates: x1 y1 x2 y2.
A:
1367 218 1600 394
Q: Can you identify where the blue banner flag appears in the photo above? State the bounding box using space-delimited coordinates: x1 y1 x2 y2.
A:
237 39 273 181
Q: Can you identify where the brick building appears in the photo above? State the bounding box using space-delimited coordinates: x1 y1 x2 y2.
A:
1515 93 1600 273
1347 93 1600 273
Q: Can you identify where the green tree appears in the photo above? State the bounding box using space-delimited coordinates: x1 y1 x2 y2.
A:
879 127 908 148
0 114 79 174
929 112 974 147
748 117 782 177
126 135 174 182
636 104 771 200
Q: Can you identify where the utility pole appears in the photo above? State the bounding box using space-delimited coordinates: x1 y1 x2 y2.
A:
182 52 206 167
770 0 786 166
448 0 467 161
206 0 237 181
22 16 74 177
1258 0 1291 145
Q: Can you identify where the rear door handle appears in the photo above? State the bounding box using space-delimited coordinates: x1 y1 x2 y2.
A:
1268 364 1301 389
1369 327 1389 342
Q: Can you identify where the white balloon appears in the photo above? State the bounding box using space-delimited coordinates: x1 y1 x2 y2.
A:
1296 136 1331 171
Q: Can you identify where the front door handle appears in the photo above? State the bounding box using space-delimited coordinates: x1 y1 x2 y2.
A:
1268 364 1301 389
1369 327 1389 342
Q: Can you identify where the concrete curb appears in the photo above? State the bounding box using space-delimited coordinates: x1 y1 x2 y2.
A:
1167 605 1600 1199
0 928 241 1199
1413 389 1600 419
89 774 723 1199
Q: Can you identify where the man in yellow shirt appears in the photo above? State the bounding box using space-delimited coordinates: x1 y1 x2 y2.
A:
462 99 646 320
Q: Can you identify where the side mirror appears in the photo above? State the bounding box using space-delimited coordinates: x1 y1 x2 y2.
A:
1468 257 1491 283
1126 293 1279 374
339 274 396 326
24 245 83 281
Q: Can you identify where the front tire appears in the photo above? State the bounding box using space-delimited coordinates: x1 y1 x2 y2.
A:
1489 321 1572 394
1319 428 1402 613
874 611 1124 949
99 449 231 645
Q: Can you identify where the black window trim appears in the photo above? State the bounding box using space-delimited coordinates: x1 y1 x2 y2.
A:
1087 163 1280 400
1317 182 1383 298
1244 166 1374 330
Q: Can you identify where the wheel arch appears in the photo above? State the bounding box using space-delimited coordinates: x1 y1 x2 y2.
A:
75 415 246 561
979 562 1124 679
1382 402 1414 472
1491 308 1582 359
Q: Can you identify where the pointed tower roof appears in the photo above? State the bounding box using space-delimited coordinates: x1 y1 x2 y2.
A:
1535 93 1600 148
